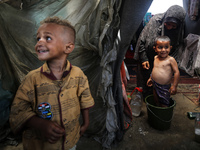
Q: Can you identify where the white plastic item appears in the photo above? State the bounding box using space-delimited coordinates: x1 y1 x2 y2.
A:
130 87 143 117
195 113 200 143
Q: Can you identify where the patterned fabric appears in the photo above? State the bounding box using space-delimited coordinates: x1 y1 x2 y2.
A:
9 60 94 150
151 77 171 106
143 12 152 27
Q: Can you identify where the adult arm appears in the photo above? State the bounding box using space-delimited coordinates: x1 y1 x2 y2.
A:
136 34 149 64
135 23 150 69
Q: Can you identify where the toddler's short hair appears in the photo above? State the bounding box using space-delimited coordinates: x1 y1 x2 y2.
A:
154 36 171 46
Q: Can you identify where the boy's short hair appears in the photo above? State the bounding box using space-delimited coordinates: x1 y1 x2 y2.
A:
154 36 171 46
41 16 76 42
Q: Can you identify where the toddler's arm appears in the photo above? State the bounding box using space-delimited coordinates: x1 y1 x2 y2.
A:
80 108 89 136
26 116 65 144
169 57 180 95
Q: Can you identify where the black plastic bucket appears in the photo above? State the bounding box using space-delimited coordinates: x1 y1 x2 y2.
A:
145 95 176 130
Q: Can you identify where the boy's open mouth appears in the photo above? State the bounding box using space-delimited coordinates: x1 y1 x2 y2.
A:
38 50 49 53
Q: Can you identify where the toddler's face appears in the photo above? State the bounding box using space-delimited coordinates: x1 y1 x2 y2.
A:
154 40 171 59
35 23 67 61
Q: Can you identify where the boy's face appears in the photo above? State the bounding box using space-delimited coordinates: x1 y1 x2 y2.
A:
153 40 172 59
35 23 73 61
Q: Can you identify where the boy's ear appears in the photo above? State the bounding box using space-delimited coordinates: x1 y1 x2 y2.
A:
153 46 156 51
64 43 74 54
170 46 172 49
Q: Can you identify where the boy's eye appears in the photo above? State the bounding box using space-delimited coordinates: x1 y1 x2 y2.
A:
46 37 52 41
165 46 169 49
37 37 41 41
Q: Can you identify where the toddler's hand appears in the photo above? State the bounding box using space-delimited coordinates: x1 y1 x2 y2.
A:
142 61 150 70
169 86 177 95
147 78 153 87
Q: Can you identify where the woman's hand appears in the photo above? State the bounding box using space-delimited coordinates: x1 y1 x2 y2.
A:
142 61 150 70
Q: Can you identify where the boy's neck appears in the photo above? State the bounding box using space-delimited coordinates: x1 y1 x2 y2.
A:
157 55 169 60
47 60 67 80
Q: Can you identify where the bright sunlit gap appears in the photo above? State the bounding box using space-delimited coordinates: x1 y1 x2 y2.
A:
147 0 183 15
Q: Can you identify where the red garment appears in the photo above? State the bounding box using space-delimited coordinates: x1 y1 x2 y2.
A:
120 61 132 128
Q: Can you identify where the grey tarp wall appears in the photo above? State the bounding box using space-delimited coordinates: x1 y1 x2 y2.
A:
183 0 200 37
180 0 200 76
0 0 152 148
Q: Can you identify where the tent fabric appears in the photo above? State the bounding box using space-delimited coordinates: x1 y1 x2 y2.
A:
179 33 200 76
187 0 199 21
0 81 13 126
183 0 200 36
0 0 152 148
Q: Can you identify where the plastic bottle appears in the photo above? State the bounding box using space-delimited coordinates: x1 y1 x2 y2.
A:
195 113 200 143
130 87 143 117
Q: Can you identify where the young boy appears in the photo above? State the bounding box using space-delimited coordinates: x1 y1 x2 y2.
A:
9 16 94 150
147 36 180 107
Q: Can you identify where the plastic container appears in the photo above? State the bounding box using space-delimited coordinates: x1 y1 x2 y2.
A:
145 95 176 130
130 87 143 117
195 113 200 143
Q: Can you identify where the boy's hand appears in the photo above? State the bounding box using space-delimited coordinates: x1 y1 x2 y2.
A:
80 109 89 136
169 85 177 95
26 116 65 144
142 61 150 70
147 78 153 87
42 120 65 144
80 124 89 136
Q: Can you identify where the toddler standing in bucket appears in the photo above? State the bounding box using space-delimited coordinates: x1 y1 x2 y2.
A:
147 36 180 107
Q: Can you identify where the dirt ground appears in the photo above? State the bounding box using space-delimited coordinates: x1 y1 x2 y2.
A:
1 84 200 150
76 92 200 150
